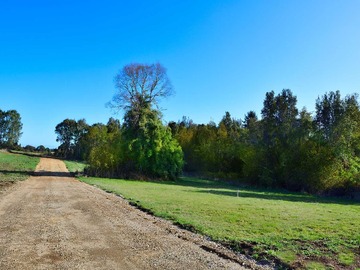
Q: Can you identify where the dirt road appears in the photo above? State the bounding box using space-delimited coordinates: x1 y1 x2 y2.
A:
0 158 257 270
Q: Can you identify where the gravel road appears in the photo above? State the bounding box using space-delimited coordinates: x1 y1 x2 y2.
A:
0 158 264 270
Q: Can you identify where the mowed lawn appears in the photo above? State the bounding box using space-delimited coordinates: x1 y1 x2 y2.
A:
80 176 360 269
0 151 39 183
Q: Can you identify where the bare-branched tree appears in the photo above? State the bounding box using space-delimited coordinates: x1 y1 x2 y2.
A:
110 63 173 113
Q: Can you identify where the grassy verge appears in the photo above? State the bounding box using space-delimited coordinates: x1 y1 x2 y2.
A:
0 151 40 184
64 160 87 173
80 176 360 269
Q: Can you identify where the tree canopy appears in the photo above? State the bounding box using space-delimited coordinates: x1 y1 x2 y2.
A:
0 109 22 148
110 63 173 113
55 119 89 159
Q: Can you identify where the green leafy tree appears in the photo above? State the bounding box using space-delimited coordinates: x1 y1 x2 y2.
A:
260 89 299 187
315 90 344 140
55 119 89 159
109 63 183 179
36 145 46 152
85 123 122 177
122 105 183 179
106 117 121 133
0 109 23 148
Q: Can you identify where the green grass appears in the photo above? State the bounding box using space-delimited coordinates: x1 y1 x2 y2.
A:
64 160 87 173
305 261 327 270
0 151 39 183
80 176 360 269
338 251 355 266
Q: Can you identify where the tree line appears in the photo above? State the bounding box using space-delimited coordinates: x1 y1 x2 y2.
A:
169 89 360 194
55 63 360 195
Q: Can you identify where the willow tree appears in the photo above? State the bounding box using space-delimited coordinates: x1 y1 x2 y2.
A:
109 63 183 179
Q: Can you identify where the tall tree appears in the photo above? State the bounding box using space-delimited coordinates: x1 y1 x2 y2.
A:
243 111 258 129
315 90 344 140
0 109 23 148
110 63 173 128
260 89 299 187
219 111 241 139
106 117 121 133
109 63 183 179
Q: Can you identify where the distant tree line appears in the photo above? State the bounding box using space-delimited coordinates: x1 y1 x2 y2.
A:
0 109 22 148
22 144 53 154
54 63 360 194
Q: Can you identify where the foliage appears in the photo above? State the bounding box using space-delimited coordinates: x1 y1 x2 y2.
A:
54 83 360 193
80 176 360 269
55 119 89 159
0 109 22 148
83 123 122 177
170 89 360 194
18 144 52 155
109 63 173 113
121 105 183 179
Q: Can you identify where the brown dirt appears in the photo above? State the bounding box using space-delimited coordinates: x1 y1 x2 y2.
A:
0 158 267 270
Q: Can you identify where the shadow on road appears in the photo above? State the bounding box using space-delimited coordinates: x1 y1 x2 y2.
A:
33 171 72 177
0 170 72 178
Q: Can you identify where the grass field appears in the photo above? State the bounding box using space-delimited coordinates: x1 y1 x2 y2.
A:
63 160 87 173
0 151 39 184
80 176 360 269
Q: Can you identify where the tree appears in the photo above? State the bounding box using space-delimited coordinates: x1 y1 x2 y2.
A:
219 111 241 139
24 145 36 152
55 119 77 158
259 89 299 187
315 90 344 140
243 110 260 145
243 111 258 129
36 145 46 152
85 123 122 177
110 63 173 126
106 117 121 133
55 119 89 159
0 109 23 148
107 63 183 179
122 106 183 179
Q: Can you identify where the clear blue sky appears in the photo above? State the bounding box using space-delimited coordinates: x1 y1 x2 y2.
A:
1 0 359 148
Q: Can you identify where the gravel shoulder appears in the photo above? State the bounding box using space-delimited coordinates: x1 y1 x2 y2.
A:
0 158 266 270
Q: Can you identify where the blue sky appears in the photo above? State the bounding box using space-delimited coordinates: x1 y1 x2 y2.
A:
1 0 359 148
